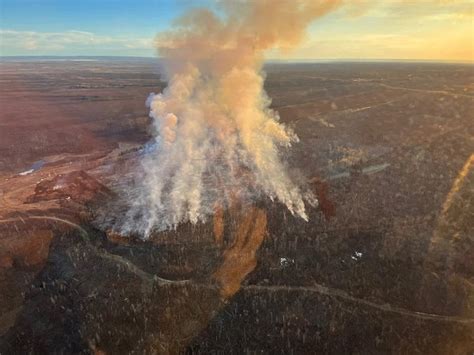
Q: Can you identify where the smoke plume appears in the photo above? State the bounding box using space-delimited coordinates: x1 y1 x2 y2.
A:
118 0 342 237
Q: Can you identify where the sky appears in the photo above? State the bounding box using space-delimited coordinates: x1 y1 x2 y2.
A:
0 0 472 61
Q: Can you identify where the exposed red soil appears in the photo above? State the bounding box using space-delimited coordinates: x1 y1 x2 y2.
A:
310 177 336 221
0 224 53 270
26 170 112 205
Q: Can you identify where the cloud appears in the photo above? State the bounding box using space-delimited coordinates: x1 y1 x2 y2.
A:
369 0 472 19
0 29 153 55
1 0 471 59
297 0 473 61
291 26 473 62
335 0 473 20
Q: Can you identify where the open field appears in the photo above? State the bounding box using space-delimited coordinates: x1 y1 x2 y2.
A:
0 58 473 353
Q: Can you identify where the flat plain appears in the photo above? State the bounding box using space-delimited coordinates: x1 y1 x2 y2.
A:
0 58 473 353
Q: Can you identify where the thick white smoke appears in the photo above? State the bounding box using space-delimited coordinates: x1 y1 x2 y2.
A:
116 1 342 237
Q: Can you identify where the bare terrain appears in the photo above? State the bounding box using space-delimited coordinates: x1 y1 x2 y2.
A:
0 58 473 354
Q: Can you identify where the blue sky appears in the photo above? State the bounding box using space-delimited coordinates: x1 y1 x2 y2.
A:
0 0 213 56
0 0 214 34
0 0 472 61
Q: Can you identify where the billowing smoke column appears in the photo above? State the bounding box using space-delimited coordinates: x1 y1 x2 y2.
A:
121 0 342 237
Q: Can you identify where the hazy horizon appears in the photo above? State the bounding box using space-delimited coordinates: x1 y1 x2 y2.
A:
1 0 472 62
1 54 473 65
